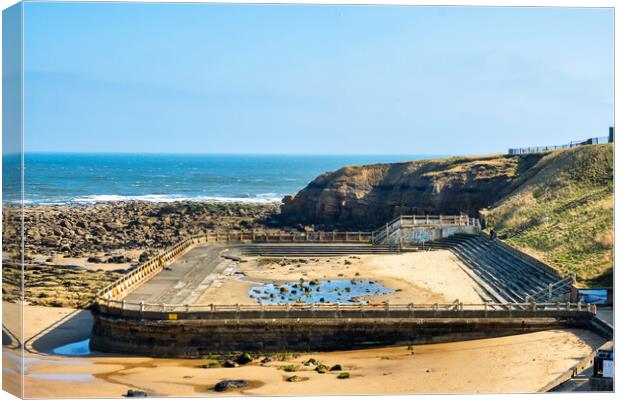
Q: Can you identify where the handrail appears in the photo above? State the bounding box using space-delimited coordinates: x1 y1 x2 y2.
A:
525 274 576 303
371 214 479 244
94 299 595 317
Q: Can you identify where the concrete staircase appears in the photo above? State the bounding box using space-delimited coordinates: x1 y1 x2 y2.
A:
420 234 567 303
236 243 401 257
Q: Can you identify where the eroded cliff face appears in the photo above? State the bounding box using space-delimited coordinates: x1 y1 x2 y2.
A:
280 153 543 229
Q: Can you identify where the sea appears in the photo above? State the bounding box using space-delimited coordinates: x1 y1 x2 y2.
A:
6 153 443 205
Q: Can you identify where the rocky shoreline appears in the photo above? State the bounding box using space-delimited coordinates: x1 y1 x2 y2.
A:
2 201 281 307
4 201 280 259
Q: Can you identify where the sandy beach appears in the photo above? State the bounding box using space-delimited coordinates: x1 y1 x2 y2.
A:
197 250 486 305
1 303 606 397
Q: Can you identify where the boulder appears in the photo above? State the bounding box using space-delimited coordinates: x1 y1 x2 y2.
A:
214 380 247 392
235 353 253 365
124 390 148 397
105 221 125 230
315 364 329 374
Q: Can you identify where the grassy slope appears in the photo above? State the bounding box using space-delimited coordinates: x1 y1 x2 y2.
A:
483 144 613 287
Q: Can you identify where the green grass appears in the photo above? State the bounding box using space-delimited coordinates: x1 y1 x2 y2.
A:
485 145 613 287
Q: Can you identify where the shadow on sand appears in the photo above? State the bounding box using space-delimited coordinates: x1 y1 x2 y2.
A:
26 309 93 355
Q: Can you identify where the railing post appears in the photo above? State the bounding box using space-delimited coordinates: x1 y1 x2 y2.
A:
484 302 488 317
162 303 166 312
185 304 190 313
122 300 126 310
140 301 144 313
548 284 553 301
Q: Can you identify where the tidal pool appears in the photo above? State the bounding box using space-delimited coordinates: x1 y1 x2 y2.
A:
52 339 91 356
249 279 394 304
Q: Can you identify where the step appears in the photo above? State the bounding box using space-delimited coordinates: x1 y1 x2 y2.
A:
458 240 546 294
463 245 537 299
467 238 553 290
452 241 529 301
449 246 523 303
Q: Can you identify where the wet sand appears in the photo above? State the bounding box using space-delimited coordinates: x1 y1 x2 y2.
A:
2 304 607 397
197 250 487 305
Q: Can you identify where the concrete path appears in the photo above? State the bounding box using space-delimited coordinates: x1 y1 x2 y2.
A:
123 245 228 305
595 306 614 326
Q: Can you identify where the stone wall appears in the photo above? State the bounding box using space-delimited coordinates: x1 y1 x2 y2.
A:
90 311 592 357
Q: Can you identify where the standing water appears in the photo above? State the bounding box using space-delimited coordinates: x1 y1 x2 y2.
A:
52 338 91 356
249 279 394 304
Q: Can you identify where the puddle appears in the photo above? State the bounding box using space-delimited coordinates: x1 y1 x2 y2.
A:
249 279 394 304
28 373 94 382
53 339 91 356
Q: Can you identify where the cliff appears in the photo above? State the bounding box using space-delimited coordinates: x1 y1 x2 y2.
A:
281 144 613 286
281 153 543 229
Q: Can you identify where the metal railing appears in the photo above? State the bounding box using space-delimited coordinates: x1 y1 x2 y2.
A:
94 299 596 320
371 214 480 244
525 274 576 303
508 136 610 155
208 230 373 243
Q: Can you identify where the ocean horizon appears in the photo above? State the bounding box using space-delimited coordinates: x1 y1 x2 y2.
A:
9 153 448 205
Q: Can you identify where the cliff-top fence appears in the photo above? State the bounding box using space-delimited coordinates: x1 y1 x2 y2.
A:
508 136 611 155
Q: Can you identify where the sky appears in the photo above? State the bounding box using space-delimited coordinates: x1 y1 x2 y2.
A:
22 3 614 155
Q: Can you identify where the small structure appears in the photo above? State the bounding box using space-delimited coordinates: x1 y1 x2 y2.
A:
591 342 614 391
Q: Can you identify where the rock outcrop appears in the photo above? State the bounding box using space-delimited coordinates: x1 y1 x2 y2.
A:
3 202 279 258
280 153 543 229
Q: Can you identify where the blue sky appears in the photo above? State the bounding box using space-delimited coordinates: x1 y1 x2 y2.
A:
23 3 613 155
